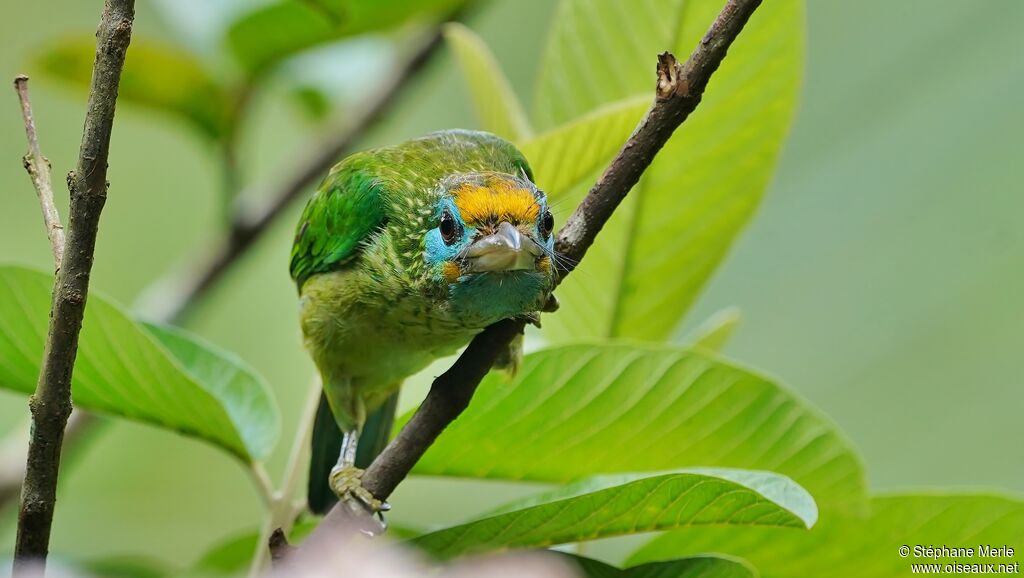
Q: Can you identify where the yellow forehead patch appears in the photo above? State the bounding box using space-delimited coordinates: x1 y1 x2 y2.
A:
453 181 539 226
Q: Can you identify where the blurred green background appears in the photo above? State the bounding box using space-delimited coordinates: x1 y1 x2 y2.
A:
1 0 1022 568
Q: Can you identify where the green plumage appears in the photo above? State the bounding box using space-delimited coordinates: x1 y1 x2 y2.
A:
291 130 549 513
289 168 382 288
290 130 531 290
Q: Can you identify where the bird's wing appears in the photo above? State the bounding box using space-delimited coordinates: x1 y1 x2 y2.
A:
289 161 384 289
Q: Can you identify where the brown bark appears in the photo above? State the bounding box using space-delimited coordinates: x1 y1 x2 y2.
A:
12 0 136 571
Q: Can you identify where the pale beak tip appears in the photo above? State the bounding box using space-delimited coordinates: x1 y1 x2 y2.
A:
464 221 540 272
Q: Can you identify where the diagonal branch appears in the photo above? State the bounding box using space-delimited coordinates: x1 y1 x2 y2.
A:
13 0 135 572
13 76 64 268
303 0 764 546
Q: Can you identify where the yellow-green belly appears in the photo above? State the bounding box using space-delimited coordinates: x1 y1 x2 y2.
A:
299 269 478 429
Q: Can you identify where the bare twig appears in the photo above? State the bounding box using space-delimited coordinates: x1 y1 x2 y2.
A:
0 412 95 512
14 76 64 267
6 73 84 518
247 377 327 577
135 29 447 323
305 0 764 547
13 0 135 571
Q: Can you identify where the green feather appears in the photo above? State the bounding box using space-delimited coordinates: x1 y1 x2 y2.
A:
289 130 532 289
289 165 383 289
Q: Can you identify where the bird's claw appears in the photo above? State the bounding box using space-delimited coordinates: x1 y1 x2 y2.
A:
521 312 542 328
329 464 390 517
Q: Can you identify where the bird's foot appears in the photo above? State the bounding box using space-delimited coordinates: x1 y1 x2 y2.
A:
328 464 390 516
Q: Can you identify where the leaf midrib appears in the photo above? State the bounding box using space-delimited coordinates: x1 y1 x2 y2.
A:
604 0 691 339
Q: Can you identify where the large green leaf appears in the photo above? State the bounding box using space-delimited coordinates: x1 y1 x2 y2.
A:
409 343 866 514
566 554 756 578
35 37 232 140
532 0 803 341
629 493 1024 577
532 0 680 129
685 307 742 353
444 23 532 141
0 266 279 462
412 469 816 559
226 0 464 76
520 97 648 197
142 323 279 466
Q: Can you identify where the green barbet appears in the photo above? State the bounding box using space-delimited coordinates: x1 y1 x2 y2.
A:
290 130 556 514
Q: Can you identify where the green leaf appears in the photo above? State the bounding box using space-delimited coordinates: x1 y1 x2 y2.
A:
565 554 757 578
35 37 232 140
412 469 815 559
188 531 257 577
225 3 341 77
142 323 279 466
532 0 804 341
291 85 334 121
685 307 742 353
565 556 623 578
81 556 171 578
519 96 648 197
0 266 279 462
532 0 680 130
628 493 1024 577
226 0 465 76
443 23 532 141
409 343 866 514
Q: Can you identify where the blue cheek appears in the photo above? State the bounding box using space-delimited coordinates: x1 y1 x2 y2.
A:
424 229 458 265
424 199 474 269
424 226 477 283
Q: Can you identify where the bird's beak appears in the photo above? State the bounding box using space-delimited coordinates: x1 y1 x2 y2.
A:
464 221 542 272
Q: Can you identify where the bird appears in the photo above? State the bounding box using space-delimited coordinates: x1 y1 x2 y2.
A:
290 129 557 515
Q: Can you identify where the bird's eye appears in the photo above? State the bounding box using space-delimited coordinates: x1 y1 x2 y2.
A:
439 209 459 245
540 210 554 239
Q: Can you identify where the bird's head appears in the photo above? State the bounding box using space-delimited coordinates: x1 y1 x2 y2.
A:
421 171 555 324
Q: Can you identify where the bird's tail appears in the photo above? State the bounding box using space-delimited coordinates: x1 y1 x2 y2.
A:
306 391 400 515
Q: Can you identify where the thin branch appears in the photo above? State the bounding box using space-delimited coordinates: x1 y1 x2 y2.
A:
276 376 325 530
248 462 278 509
304 0 764 547
360 319 521 500
14 76 64 268
0 412 94 512
3 73 76 512
135 29 447 324
13 0 135 572
247 377 322 577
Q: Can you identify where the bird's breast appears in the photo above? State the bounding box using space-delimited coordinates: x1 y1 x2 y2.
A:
299 268 480 390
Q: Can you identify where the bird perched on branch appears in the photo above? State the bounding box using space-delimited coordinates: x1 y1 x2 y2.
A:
290 130 556 515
